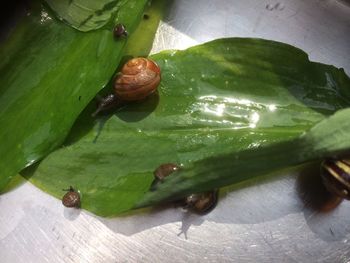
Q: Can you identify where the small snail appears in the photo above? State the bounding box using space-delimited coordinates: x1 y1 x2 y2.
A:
150 163 180 191
92 57 161 117
321 158 350 200
184 190 219 215
62 186 81 208
151 163 219 214
153 163 180 181
113 24 128 38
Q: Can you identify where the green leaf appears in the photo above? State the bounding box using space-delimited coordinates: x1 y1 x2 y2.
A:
0 0 148 190
44 0 124 32
27 38 350 217
138 108 350 208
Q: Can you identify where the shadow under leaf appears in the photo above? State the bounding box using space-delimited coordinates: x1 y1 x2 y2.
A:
296 161 350 242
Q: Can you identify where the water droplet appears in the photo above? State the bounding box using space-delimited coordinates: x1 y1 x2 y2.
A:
266 2 284 11
27 159 36 166
266 4 274 10
274 3 285 10
40 10 52 23
249 112 260 128
268 104 277 112
251 112 260 122
216 103 226 116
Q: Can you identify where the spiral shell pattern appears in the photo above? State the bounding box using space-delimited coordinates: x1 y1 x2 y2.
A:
62 189 80 208
114 58 161 101
321 158 350 200
185 190 218 214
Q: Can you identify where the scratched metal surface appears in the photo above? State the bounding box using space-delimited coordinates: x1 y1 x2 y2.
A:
1 0 350 262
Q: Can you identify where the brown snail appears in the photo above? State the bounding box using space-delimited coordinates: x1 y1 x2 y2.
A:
150 163 180 191
151 163 219 214
92 57 161 117
184 190 219 215
62 186 81 208
321 158 350 200
153 163 180 181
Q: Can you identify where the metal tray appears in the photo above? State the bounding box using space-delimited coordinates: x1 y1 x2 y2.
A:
1 0 350 262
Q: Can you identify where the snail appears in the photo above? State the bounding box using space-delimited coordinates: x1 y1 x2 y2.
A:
321 158 350 200
153 163 180 181
92 57 161 117
62 186 81 208
184 190 219 215
113 24 128 38
151 163 219 214
150 163 180 191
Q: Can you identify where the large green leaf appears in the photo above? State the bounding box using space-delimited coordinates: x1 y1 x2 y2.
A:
44 0 125 32
27 38 350 217
138 108 350 208
0 0 148 190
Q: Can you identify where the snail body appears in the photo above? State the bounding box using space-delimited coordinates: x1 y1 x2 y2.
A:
92 57 161 117
321 158 350 200
62 186 81 208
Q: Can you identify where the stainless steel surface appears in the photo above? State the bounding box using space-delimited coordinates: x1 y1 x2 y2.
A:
1 0 350 262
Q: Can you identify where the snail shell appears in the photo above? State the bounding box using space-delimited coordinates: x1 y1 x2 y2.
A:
185 190 218 214
62 186 81 208
153 163 180 181
113 24 128 38
321 158 350 200
150 163 180 191
114 58 161 101
92 58 161 117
